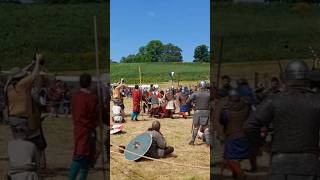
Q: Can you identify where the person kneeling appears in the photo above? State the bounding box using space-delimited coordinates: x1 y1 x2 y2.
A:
112 103 125 123
145 121 174 158
8 124 39 180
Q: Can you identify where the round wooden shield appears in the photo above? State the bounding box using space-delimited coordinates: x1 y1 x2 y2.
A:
124 133 152 161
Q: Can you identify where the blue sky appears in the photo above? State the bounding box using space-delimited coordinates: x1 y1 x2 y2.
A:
111 0 210 62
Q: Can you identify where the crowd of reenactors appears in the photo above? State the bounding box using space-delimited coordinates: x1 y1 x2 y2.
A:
111 78 211 160
0 53 109 180
3 57 319 180
111 59 320 180
0 75 72 126
212 60 320 180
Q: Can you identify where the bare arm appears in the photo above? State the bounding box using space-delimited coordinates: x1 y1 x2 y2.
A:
30 53 41 81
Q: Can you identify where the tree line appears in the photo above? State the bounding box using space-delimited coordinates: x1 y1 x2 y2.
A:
119 40 210 63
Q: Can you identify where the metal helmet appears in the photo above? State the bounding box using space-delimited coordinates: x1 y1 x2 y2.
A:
229 89 239 97
284 60 309 80
229 89 240 101
199 80 206 89
151 121 161 131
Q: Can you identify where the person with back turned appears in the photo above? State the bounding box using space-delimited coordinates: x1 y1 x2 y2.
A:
187 80 211 146
246 60 320 180
131 84 141 121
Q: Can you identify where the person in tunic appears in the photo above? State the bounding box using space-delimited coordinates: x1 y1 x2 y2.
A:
187 81 211 146
164 89 175 119
177 88 190 119
219 75 232 98
112 103 125 123
148 90 161 118
145 121 174 158
131 85 141 121
8 123 39 180
246 60 320 180
6 54 42 140
69 73 98 180
219 89 257 179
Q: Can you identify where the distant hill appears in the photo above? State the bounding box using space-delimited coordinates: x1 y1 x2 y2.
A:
0 3 106 72
213 2 320 62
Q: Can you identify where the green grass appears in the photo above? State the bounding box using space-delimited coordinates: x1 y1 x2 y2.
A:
213 2 320 62
0 3 107 72
110 62 210 84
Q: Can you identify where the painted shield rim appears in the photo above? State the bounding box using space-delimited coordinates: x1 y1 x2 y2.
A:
124 133 152 161
110 124 124 134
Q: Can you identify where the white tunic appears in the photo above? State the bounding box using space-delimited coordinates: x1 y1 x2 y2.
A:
8 139 39 180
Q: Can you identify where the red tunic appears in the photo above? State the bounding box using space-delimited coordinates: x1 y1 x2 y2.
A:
132 89 141 113
71 90 98 160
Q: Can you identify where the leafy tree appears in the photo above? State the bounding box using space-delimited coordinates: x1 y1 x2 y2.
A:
144 40 164 62
120 54 136 63
193 45 210 62
161 43 183 62
120 40 184 63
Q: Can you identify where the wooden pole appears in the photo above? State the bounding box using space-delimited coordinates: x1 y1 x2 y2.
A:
138 66 145 120
93 16 106 180
216 37 223 89
254 72 259 89
139 66 142 87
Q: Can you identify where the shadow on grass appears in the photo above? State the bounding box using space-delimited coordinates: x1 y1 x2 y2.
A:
136 154 179 162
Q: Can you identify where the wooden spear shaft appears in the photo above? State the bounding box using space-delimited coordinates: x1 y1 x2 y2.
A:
139 66 142 105
93 16 107 180
216 37 223 89
139 66 142 87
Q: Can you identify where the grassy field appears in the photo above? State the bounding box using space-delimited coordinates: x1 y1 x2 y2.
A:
110 98 210 180
213 2 320 62
0 3 107 72
0 61 285 180
110 59 313 85
110 62 210 84
0 117 106 180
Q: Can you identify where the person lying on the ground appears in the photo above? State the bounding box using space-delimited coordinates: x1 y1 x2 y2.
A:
145 121 174 158
8 123 39 180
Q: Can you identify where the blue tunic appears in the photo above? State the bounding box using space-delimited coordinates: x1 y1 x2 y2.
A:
223 136 253 160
